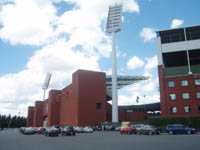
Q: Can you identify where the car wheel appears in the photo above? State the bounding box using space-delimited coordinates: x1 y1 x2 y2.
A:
137 132 141 135
149 131 152 135
169 131 173 135
187 131 191 134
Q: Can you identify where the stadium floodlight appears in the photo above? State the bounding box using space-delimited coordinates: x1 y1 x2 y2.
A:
42 73 52 101
106 3 122 123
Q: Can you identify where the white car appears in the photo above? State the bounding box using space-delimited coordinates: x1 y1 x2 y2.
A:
84 127 93 133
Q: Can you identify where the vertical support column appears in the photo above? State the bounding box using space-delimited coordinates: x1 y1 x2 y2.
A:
43 89 46 101
112 31 118 122
184 28 192 74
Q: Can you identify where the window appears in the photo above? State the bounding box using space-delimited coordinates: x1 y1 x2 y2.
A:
169 94 176 100
182 93 190 99
195 79 200 85
170 107 177 114
96 103 103 110
186 26 200 41
184 106 190 113
196 92 200 99
168 81 175 87
198 106 200 112
160 29 185 44
181 80 188 86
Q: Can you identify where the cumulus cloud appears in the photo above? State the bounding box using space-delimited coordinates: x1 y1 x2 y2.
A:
127 56 144 70
170 19 184 28
120 55 159 106
0 0 57 45
140 27 156 42
0 0 141 116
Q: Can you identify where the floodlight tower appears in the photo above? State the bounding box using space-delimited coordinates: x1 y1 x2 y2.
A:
106 3 122 122
42 73 52 101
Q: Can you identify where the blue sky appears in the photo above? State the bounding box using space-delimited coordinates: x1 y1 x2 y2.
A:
0 0 200 116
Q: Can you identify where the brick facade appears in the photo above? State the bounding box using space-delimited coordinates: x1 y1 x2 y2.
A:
158 65 200 117
27 69 147 127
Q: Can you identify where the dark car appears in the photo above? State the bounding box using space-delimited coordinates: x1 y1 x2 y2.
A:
138 125 160 135
166 124 196 134
45 127 59 136
61 126 75 136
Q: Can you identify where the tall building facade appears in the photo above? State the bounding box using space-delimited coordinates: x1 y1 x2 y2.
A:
27 69 148 127
157 25 200 117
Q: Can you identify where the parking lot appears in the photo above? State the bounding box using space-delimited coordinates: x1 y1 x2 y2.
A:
1 130 200 150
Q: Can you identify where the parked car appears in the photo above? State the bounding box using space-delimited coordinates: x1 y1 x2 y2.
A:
115 126 120 131
133 124 145 134
120 127 136 135
35 127 46 134
61 126 75 136
137 125 160 135
84 127 93 133
74 127 84 133
45 127 59 136
23 127 35 135
166 124 196 134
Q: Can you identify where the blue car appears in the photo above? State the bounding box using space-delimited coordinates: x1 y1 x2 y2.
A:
166 124 196 134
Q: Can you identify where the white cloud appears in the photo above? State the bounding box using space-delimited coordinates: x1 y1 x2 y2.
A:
170 19 184 28
0 0 57 45
144 56 158 71
0 0 140 116
140 27 156 42
127 56 144 70
0 39 100 116
119 55 159 106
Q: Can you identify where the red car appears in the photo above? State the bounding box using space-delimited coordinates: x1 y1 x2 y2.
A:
120 127 136 135
36 127 46 134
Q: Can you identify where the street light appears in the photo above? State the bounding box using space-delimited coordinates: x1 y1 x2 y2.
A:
106 3 123 122
42 73 52 101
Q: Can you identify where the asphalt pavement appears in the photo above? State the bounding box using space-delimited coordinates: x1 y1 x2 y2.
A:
0 130 200 150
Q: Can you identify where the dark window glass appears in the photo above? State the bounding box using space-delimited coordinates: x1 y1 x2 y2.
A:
162 51 188 68
198 106 200 112
96 103 103 110
160 29 185 44
189 49 200 65
186 26 200 40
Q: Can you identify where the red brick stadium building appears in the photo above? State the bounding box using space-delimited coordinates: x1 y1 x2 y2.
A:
156 25 200 118
27 70 150 127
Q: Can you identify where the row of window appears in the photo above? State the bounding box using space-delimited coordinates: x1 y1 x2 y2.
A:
170 106 200 114
159 26 200 44
168 79 200 87
169 92 200 100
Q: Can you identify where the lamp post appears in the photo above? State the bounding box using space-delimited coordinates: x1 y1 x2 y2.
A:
42 73 52 101
106 3 122 122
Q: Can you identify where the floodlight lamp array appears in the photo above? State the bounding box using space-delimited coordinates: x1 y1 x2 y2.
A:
42 73 52 90
106 3 122 33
